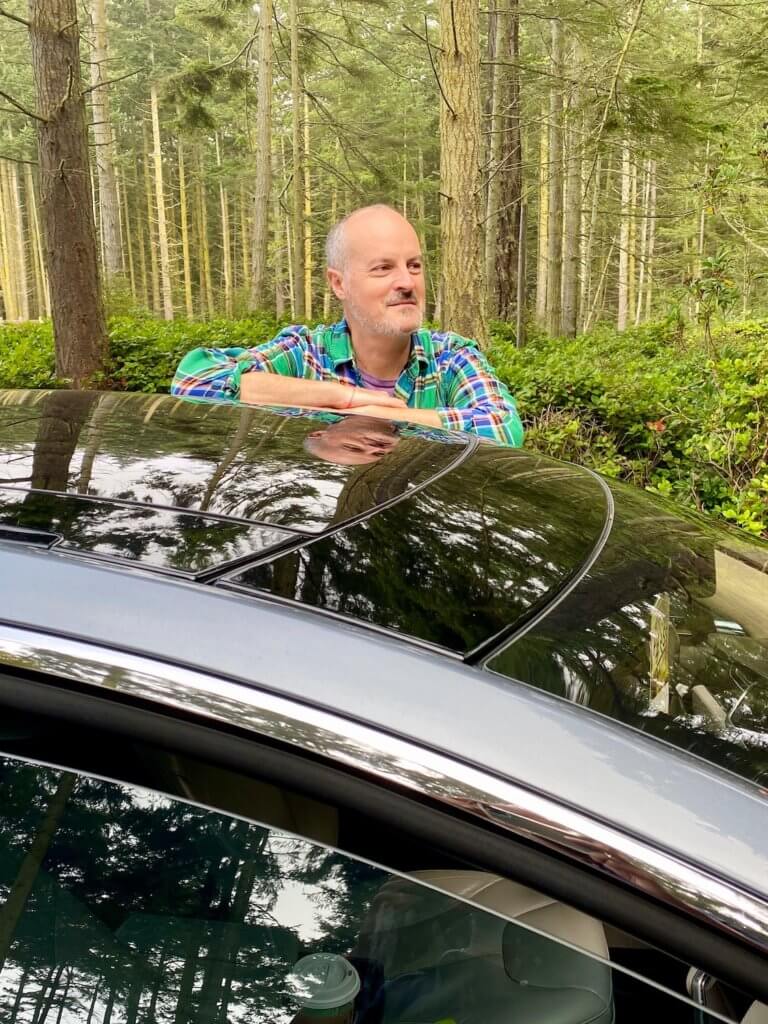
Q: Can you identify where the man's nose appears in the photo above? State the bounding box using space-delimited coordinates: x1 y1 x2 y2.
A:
392 265 415 292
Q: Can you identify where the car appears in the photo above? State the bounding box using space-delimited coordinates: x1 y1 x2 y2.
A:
0 386 766 1024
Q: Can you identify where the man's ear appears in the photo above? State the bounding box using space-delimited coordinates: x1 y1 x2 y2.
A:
327 267 345 300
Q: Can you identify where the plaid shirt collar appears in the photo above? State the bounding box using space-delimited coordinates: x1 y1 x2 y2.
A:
324 320 433 376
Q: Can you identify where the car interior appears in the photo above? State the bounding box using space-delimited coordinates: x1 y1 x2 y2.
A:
0 698 762 1024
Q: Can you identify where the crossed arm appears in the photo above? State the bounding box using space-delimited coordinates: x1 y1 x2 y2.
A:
239 374 443 428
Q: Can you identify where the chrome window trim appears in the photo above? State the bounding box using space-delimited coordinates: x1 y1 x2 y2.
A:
0 622 766 958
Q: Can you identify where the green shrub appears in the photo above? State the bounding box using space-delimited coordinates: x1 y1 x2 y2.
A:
490 318 768 538
1 313 766 538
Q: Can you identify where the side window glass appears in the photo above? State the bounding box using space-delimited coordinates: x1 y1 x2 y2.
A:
0 754 734 1024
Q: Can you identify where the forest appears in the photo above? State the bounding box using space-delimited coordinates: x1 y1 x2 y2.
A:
0 0 767 536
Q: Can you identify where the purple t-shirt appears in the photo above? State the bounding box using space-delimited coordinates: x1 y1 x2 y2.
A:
358 369 398 396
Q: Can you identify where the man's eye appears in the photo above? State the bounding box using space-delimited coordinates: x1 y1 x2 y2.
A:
409 262 423 272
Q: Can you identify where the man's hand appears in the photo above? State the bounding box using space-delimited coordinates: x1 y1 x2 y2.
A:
240 373 406 411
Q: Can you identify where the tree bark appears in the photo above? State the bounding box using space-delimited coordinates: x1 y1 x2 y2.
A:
494 0 523 323
142 127 160 314
215 134 233 317
28 0 107 383
617 143 631 330
644 159 656 319
634 158 651 325
89 0 122 281
439 0 486 344
303 91 312 321
535 109 548 326
176 127 193 317
150 79 174 319
546 17 564 337
289 0 305 319
0 164 16 320
7 158 30 321
25 163 49 318
561 53 581 337
250 0 272 309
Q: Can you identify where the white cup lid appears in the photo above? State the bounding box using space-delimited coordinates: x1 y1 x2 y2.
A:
288 953 361 1010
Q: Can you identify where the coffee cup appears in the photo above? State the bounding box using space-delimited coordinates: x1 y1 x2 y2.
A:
288 953 361 1024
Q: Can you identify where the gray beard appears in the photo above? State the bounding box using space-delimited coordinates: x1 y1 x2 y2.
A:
345 297 422 339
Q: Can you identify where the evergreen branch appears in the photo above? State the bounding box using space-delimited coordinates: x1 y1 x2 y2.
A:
402 23 444 52
0 89 46 122
0 5 29 27
424 15 455 117
82 67 144 95
209 32 258 72
583 0 646 194
0 153 38 166
0 105 32 117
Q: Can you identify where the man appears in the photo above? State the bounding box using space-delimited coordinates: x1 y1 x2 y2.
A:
171 205 523 447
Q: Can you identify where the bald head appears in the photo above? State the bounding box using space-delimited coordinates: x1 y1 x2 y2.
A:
326 205 417 271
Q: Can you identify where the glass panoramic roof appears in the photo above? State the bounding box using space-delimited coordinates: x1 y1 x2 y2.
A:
0 390 465 536
226 446 610 655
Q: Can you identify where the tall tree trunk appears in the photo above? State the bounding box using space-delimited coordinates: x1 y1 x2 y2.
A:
617 143 631 330
439 0 486 343
149 79 174 319
196 147 214 317
644 159 656 319
89 0 122 281
118 163 136 299
535 109 549 325
215 134 233 317
561 54 581 337
25 164 48 318
634 158 651 325
579 154 600 331
0 774 76 970
494 0 523 323
323 171 338 321
303 92 312 321
0 165 17 320
142 129 160 314
545 18 564 337
28 0 107 384
484 2 506 315
289 0 305 319
7 159 30 321
177 136 194 317
250 0 272 308
628 156 637 318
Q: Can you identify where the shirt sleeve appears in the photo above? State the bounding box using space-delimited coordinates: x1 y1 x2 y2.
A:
171 328 309 400
435 340 524 447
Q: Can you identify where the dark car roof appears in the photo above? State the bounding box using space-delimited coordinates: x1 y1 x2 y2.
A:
0 389 609 656
1 388 767 789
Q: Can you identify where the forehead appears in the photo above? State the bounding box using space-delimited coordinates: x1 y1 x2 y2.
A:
343 213 421 264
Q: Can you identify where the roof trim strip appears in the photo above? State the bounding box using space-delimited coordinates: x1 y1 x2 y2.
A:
0 622 765 959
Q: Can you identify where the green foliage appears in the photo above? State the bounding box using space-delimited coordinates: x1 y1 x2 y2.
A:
684 246 740 345
489 318 768 538
1 315 766 539
0 323 57 389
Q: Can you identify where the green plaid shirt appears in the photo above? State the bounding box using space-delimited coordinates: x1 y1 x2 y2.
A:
171 320 524 447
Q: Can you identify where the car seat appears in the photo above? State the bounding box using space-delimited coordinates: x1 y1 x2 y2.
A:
355 870 613 1024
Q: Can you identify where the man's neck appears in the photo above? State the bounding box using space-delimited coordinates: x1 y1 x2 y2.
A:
345 319 412 380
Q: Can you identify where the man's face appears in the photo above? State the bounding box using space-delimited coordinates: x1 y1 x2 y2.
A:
328 209 426 339
305 417 400 466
